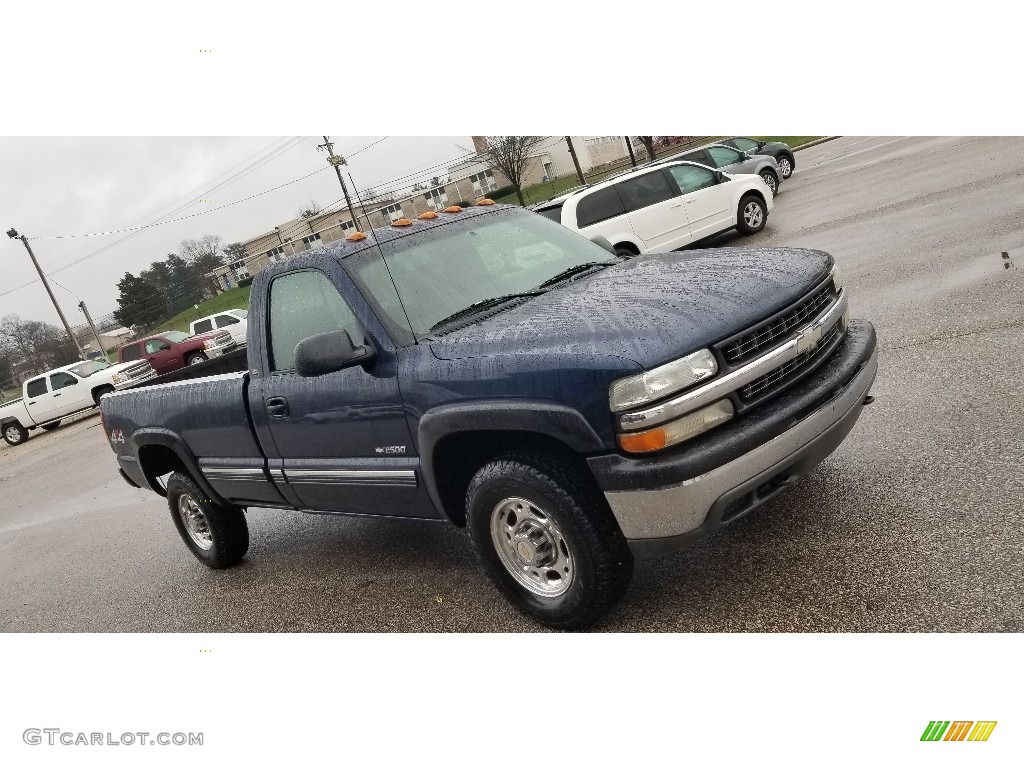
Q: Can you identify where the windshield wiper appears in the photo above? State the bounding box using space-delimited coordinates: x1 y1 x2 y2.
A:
537 260 618 288
429 291 547 332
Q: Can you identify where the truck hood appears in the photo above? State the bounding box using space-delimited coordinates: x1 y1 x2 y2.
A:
429 247 833 368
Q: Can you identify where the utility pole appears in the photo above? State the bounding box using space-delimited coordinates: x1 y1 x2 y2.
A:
565 136 586 186
6 228 84 359
317 136 369 232
78 300 106 358
625 136 637 167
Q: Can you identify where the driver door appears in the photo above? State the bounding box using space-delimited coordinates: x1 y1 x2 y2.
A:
249 267 433 518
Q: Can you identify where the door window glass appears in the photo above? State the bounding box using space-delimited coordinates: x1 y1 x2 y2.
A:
615 171 676 213
680 150 711 165
121 344 141 361
145 339 171 354
269 271 362 372
668 165 718 195
707 146 743 167
730 138 760 152
26 379 47 398
574 187 625 228
49 372 77 390
193 319 214 334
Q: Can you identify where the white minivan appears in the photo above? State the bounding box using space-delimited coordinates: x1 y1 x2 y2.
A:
189 309 248 345
548 161 773 256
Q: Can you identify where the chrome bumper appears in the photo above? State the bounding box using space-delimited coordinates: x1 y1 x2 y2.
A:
604 343 877 550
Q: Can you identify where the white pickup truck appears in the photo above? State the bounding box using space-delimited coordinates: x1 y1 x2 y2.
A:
0 358 155 446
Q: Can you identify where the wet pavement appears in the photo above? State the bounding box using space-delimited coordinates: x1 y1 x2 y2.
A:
2 136 1022 632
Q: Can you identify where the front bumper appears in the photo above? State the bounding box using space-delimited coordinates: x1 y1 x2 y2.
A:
589 320 877 558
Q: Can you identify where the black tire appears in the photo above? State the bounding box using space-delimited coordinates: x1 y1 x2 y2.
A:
615 245 639 258
2 422 29 446
736 194 768 235
186 352 208 366
165 471 249 569
92 385 115 406
759 169 779 197
41 421 62 431
466 452 633 630
777 153 794 179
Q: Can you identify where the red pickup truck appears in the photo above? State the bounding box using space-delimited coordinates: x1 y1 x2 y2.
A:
117 330 236 375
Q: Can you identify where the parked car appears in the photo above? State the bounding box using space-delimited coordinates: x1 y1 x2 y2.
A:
720 137 797 180
189 309 248 346
101 203 877 629
117 329 235 374
553 160 773 256
529 187 589 224
672 145 784 197
1 358 155 446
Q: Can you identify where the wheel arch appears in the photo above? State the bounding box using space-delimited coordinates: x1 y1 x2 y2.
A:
132 428 227 504
418 402 607 526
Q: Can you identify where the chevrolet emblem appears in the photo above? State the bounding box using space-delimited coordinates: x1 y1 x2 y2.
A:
795 324 823 354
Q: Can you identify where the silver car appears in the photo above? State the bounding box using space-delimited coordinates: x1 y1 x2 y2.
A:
674 144 784 197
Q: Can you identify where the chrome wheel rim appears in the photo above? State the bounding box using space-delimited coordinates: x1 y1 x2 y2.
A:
779 157 792 178
761 173 777 195
188 357 205 365
4 426 21 443
490 496 574 597
178 493 214 550
743 201 764 228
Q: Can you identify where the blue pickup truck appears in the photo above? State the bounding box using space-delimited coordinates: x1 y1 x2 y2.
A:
100 202 877 628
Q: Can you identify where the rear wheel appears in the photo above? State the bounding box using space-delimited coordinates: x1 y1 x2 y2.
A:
614 245 639 258
186 352 208 366
759 169 779 197
92 385 115 406
3 422 29 445
466 452 633 630
166 471 249 569
736 194 767 235
41 421 62 431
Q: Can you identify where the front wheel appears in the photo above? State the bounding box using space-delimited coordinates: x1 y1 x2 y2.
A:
777 154 794 179
3 422 29 446
92 385 114 406
466 453 633 630
186 352 208 366
166 471 249 569
736 194 768 235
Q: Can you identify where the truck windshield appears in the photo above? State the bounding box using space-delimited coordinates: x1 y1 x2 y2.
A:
68 360 111 378
348 209 617 339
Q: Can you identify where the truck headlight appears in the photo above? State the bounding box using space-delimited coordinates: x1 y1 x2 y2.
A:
609 349 717 412
617 399 734 453
112 374 122 384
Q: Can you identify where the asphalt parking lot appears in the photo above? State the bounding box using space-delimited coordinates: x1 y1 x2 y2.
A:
2 136 1022 632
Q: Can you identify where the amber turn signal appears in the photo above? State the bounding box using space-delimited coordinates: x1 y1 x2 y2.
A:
617 429 668 454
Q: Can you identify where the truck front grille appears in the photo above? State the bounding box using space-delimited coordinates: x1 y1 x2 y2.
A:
738 321 841 401
722 280 835 366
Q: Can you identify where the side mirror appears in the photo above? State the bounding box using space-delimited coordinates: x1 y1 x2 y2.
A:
716 171 728 183
589 234 616 255
295 329 375 377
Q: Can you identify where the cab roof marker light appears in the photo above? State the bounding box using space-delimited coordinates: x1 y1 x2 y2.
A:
475 198 495 205
418 211 439 219
346 231 367 241
391 218 413 227
442 205 463 213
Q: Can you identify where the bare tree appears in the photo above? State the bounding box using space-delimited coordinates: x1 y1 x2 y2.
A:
179 235 223 278
476 136 546 205
0 314 78 374
636 136 657 162
297 200 322 220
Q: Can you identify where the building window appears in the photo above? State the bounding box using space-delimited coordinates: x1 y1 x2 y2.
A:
469 171 496 195
302 233 322 250
423 187 449 211
266 246 285 262
379 204 404 223
340 219 356 232
230 259 249 280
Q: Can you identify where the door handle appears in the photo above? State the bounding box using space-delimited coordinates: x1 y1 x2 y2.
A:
54 393 62 397
266 396 289 418
669 203 682 209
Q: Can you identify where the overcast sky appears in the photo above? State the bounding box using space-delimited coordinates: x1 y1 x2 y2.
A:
0 136 472 327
